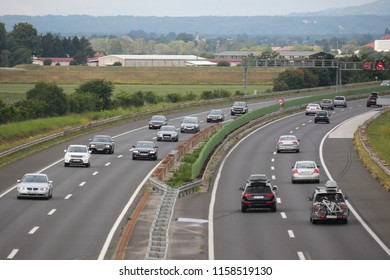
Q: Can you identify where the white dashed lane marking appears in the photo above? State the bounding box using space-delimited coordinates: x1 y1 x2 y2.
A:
64 194 72 200
79 181 86 187
7 249 19 259
288 230 295 238
92 171 98 176
28 226 39 235
47 209 56 215
281 212 287 219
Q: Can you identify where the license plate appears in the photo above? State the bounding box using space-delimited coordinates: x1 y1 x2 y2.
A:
254 196 264 199
326 215 337 219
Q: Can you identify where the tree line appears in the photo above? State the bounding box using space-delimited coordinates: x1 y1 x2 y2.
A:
0 22 95 67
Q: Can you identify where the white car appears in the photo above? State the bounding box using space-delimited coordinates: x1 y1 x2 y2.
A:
305 103 321 115
380 80 390 86
276 135 300 153
16 173 53 199
64 145 91 167
291 160 320 184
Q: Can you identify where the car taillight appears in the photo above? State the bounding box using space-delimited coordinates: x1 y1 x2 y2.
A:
277 141 283 145
292 141 298 144
243 193 252 198
314 168 319 174
265 193 275 198
293 169 298 174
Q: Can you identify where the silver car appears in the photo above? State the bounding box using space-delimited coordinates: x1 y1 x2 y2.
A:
64 145 91 167
157 125 179 142
16 173 53 199
180 116 200 133
320 99 334 110
276 135 300 153
333 96 347 107
291 160 320 184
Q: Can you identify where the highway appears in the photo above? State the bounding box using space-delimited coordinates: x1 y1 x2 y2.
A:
0 98 276 260
1 94 389 260
210 99 390 260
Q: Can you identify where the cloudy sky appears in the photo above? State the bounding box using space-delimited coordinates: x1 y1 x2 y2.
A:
1 0 376 17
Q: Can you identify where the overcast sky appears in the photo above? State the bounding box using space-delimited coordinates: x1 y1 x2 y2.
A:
1 0 376 17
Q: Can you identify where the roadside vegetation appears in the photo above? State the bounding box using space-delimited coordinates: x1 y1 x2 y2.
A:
166 145 204 188
360 109 390 190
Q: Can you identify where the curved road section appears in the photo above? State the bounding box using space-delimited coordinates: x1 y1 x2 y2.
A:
209 101 390 260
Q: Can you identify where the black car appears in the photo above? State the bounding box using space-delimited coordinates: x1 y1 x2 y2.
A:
231 101 248 115
314 110 330 123
240 175 277 213
88 135 115 154
366 92 382 107
149 115 168 129
307 180 349 224
132 141 158 160
207 109 225 122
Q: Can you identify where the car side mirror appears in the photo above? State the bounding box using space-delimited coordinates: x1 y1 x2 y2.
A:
89 138 92 141
132 145 135 148
49 180 53 184
64 149 67 153
272 186 278 191
307 196 312 201
239 187 244 191
17 179 21 183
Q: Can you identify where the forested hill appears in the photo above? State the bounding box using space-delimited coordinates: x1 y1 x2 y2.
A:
1 14 389 36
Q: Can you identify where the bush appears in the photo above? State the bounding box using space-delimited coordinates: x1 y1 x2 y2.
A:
165 93 182 103
217 61 230 67
185 92 197 101
43 59 52 66
113 61 122 66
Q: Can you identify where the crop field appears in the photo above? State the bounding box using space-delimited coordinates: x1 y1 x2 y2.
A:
0 65 281 102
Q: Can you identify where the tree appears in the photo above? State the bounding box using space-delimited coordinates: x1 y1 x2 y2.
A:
176 33 194 42
76 79 113 110
11 22 41 56
0 22 6 53
26 82 69 117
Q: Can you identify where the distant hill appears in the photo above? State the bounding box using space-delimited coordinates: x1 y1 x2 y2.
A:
292 0 390 16
1 1 389 36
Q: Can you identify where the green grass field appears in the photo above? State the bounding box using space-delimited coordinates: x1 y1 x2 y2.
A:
366 110 390 164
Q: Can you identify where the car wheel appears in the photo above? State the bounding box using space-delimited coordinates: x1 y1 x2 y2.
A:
86 162 90 167
64 162 69 167
276 149 280 153
175 138 179 142
311 218 317 224
132 156 136 160
231 113 235 116
111 149 114 154
241 205 247 213
271 205 277 212
314 120 317 123
343 219 348 224
154 155 158 161
296 149 300 153
292 179 296 184
157 138 161 142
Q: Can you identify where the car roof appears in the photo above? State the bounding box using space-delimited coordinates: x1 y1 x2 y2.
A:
151 115 166 119
136 140 154 144
68 144 87 148
248 174 268 181
183 116 198 120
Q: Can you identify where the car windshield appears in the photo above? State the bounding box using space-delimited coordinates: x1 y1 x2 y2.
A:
136 142 154 149
92 136 110 142
234 102 246 106
246 185 272 194
151 116 165 121
296 162 316 169
317 111 328 116
69 146 87 153
334 97 344 100
22 175 48 183
280 136 296 141
315 193 345 203
322 100 331 103
210 110 221 114
183 118 197 124
161 126 175 131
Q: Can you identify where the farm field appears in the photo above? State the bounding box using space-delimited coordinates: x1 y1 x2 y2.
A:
0 65 281 102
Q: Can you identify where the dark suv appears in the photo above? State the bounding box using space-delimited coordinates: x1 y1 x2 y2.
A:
231 101 248 115
307 180 349 224
366 92 382 107
240 174 277 213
